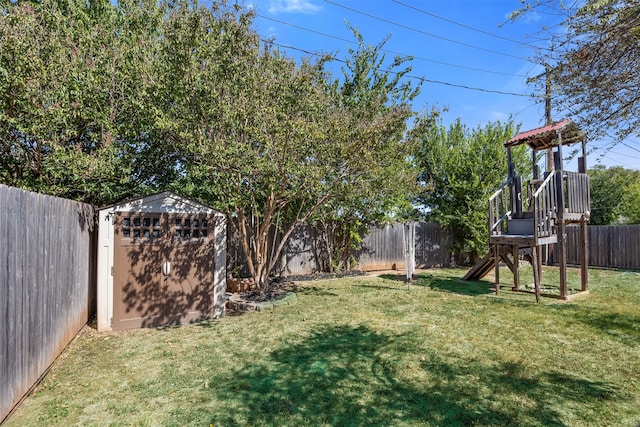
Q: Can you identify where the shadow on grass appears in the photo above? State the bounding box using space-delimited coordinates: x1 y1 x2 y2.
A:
413 273 495 296
378 273 411 282
552 304 640 345
586 312 640 343
354 283 411 292
293 286 339 297
207 324 620 426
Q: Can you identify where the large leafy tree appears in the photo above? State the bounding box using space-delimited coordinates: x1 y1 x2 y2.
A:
588 165 640 225
163 9 422 289
413 113 528 264
314 28 421 272
154 2 323 291
0 0 176 204
513 0 640 141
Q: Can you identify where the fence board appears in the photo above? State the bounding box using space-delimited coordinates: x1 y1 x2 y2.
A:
358 222 452 271
278 223 324 276
358 223 405 271
0 185 96 423
550 224 640 270
415 222 451 268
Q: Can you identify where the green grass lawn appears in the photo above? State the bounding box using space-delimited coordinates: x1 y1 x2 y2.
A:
6 267 640 426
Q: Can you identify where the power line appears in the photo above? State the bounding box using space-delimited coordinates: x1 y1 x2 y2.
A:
269 41 531 97
599 152 638 169
553 101 640 156
391 0 549 51
419 78 530 97
257 14 353 45
256 14 528 78
592 139 640 160
380 48 528 78
513 101 538 118
598 131 640 154
619 139 640 154
607 149 640 161
322 0 534 62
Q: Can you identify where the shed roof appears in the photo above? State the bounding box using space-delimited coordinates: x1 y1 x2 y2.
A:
99 191 221 214
505 119 584 150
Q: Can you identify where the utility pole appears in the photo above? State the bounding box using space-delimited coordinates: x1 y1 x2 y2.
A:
527 65 555 172
527 65 556 266
544 65 554 172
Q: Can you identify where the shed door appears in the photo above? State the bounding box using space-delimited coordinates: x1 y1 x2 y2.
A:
113 212 216 331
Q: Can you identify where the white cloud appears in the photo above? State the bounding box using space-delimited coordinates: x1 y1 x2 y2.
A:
267 0 321 14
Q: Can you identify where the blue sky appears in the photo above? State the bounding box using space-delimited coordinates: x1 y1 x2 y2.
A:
249 0 640 170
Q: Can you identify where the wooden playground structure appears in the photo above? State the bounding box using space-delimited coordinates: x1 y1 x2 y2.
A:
463 119 590 301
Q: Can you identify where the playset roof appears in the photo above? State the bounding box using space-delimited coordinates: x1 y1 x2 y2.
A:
505 118 584 150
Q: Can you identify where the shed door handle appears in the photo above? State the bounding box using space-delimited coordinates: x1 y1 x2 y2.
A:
162 261 171 278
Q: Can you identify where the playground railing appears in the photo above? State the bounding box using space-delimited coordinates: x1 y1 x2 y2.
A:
563 171 590 215
489 178 513 237
533 170 558 241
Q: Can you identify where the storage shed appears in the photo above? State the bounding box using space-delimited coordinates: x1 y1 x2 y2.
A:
96 191 226 331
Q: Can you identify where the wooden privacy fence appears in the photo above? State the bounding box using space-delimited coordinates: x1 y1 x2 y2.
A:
229 221 640 276
0 185 97 423
227 222 452 277
552 224 640 270
225 221 327 278
358 222 451 271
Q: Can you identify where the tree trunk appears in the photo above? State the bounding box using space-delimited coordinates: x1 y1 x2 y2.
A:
233 193 333 296
319 221 340 272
